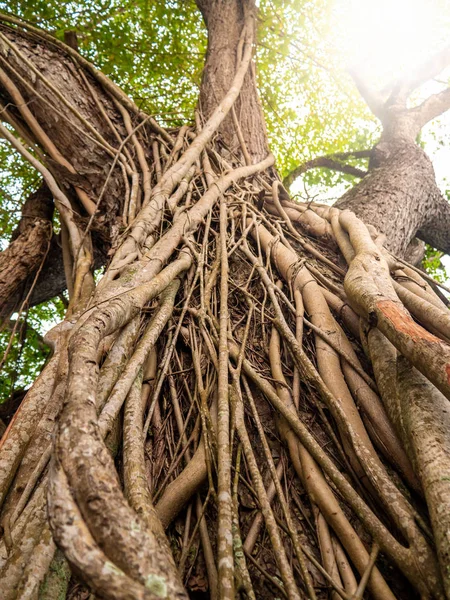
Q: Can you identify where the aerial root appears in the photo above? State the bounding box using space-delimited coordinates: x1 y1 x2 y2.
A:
2 150 450 598
2 138 450 597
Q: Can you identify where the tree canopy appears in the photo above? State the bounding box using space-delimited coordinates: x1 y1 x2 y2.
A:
0 0 401 398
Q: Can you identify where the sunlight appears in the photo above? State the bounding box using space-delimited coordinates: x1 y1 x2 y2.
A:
330 0 450 87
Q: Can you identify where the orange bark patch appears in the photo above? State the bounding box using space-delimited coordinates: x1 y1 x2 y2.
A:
377 300 440 343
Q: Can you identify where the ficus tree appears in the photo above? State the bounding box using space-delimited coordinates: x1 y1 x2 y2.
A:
0 1 450 599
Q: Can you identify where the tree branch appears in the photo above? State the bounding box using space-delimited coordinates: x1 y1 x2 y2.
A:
349 68 385 118
283 151 370 188
412 86 450 129
352 43 450 131
0 183 53 323
400 44 450 98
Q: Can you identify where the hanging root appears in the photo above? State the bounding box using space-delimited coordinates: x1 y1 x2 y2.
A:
1 13 450 600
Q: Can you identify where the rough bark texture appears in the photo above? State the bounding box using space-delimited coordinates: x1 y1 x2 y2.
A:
0 24 129 307
336 91 450 258
336 138 450 258
0 232 106 319
0 183 53 321
0 24 126 226
196 0 269 162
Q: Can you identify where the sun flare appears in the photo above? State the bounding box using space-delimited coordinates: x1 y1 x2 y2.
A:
330 0 450 87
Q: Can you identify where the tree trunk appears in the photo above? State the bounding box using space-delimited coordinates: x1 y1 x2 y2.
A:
336 93 450 258
0 183 53 322
1 7 450 600
336 135 450 258
196 0 269 162
0 24 127 219
0 19 169 311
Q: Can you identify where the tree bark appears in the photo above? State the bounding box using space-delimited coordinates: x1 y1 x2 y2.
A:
0 183 53 322
336 134 450 258
0 23 127 235
0 233 107 319
196 0 269 162
336 87 450 258
0 23 158 310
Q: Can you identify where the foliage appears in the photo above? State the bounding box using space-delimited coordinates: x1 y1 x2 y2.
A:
0 296 66 401
0 0 377 177
0 0 447 400
0 139 41 250
422 244 448 284
1 0 206 123
256 0 378 178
